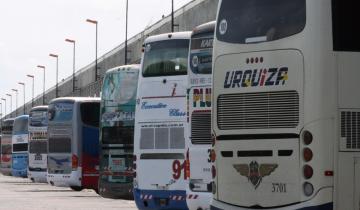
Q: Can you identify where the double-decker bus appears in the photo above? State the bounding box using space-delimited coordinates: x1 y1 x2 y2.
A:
28 106 48 183
0 118 14 176
133 31 191 210
12 115 29 177
47 97 100 192
211 0 360 210
185 21 215 210
98 64 139 199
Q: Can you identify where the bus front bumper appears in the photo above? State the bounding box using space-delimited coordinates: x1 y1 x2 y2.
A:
47 170 81 187
211 187 333 210
186 190 212 210
134 188 189 210
28 171 47 183
98 179 134 199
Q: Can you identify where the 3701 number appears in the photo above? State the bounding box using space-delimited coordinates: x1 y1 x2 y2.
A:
272 183 287 193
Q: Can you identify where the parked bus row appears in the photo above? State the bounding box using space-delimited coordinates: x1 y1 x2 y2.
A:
1 0 359 209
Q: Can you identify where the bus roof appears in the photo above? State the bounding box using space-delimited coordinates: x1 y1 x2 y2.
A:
14 115 29 120
105 64 140 75
49 97 100 104
144 31 192 44
3 118 14 123
30 105 48 112
192 21 216 36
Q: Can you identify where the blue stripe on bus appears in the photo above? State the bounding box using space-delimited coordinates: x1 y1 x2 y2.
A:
134 188 189 210
210 202 333 210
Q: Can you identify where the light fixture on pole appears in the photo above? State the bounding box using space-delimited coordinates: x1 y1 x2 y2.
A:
27 74 35 107
18 82 26 114
125 0 128 64
37 65 46 104
65 38 76 94
6 94 12 117
11 89 18 116
1 98 6 118
49 53 59 98
86 19 98 81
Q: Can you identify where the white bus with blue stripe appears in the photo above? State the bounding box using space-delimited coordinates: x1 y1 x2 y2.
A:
133 31 191 210
211 0 360 210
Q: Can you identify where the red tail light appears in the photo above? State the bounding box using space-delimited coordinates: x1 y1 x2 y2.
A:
210 150 216 162
303 148 313 162
72 154 78 170
303 164 313 179
185 149 190 179
211 165 216 179
303 131 313 145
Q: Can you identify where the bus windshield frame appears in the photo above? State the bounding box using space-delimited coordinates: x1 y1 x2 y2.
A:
142 39 189 77
216 0 306 44
48 101 74 122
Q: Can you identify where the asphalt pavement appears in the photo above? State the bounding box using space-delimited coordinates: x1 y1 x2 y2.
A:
0 174 137 210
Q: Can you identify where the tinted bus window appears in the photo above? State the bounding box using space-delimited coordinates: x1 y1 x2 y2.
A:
216 0 306 44
49 102 74 122
13 118 28 134
102 126 134 145
29 141 47 154
81 102 100 127
190 32 213 74
48 137 71 153
142 39 189 77
13 143 28 152
332 0 360 51
30 110 48 127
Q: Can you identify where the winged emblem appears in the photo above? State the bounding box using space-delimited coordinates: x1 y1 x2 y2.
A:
49 157 70 166
233 161 278 189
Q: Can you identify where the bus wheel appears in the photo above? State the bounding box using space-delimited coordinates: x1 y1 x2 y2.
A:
70 186 83 191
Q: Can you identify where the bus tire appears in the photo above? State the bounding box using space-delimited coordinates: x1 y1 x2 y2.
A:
70 186 83 191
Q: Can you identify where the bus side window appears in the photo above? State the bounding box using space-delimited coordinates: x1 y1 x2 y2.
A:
332 0 360 52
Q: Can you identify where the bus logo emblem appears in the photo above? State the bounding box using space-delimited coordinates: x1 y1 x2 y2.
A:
219 19 228 35
233 161 278 189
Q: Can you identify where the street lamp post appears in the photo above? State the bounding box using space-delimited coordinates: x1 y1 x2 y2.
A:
125 0 128 64
49 53 59 98
6 94 12 117
27 74 35 107
1 98 6 118
86 19 98 81
65 38 76 94
11 89 18 116
18 82 26 114
37 65 46 104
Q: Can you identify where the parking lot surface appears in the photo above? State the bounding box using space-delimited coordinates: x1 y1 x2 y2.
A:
0 174 137 210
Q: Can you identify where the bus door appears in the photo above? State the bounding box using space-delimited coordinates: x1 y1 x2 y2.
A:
80 102 100 189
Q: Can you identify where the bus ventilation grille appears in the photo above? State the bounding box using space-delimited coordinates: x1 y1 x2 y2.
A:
341 111 360 149
140 127 185 149
217 91 299 130
191 111 211 144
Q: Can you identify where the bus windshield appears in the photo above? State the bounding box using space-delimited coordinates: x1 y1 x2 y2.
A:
216 0 306 44
102 71 138 105
142 39 189 77
13 118 28 134
49 102 74 122
190 32 213 74
30 110 48 127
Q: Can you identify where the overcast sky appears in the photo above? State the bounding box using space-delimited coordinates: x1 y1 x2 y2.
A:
0 0 192 115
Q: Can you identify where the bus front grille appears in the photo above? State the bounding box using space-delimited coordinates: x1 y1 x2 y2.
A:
191 111 211 144
217 91 299 130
